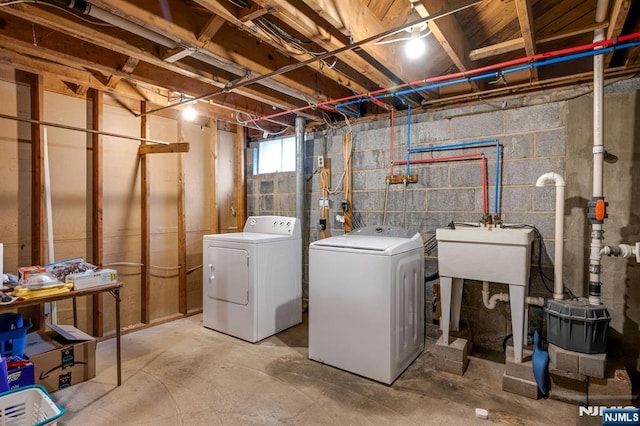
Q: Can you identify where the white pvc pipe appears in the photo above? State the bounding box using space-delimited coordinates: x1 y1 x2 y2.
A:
536 172 565 300
589 0 609 306
481 281 546 309
481 281 509 309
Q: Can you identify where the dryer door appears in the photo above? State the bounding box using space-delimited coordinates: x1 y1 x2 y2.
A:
206 246 249 305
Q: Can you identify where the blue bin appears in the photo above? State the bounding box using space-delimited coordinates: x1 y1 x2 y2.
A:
0 314 31 358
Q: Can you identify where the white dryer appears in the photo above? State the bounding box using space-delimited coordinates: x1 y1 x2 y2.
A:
203 216 301 342
308 226 424 385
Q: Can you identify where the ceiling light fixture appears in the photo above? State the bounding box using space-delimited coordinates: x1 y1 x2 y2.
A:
404 25 427 59
182 103 198 121
374 22 430 59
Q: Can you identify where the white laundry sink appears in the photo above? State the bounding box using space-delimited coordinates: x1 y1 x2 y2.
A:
436 226 534 286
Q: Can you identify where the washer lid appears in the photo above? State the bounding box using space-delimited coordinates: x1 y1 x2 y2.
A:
310 232 423 255
203 232 295 243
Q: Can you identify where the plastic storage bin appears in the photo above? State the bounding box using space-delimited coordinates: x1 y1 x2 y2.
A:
545 299 611 354
0 384 64 425
0 314 31 358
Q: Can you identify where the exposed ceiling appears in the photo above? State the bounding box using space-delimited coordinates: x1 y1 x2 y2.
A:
0 0 639 137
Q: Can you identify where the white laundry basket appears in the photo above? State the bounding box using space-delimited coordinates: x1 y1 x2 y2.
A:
0 385 64 426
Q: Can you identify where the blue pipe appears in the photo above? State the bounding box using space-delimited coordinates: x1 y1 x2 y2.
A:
406 104 411 175
334 41 640 108
409 138 498 153
495 142 500 216
335 104 360 117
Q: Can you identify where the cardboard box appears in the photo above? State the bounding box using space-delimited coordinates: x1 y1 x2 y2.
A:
66 269 118 290
24 325 96 393
7 362 35 390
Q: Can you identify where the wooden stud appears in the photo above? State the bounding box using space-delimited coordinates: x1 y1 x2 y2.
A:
138 143 190 155
234 124 246 231
91 89 104 336
177 119 187 315
210 119 219 233
30 72 44 266
140 102 151 325
22 72 45 331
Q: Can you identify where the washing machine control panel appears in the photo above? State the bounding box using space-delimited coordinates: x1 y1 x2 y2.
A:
243 215 300 237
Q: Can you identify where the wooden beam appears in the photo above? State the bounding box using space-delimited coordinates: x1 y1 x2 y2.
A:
252 0 394 89
121 56 139 73
238 3 270 22
30 73 44 265
514 0 538 79
177 119 187 315
300 0 425 84
3 5 320 118
75 84 89 96
469 38 525 61
191 0 372 95
469 22 610 61
83 0 348 104
91 89 104 337
140 101 151 325
234 125 246 231
414 0 472 73
138 142 190 155
197 15 226 41
210 119 219 233
605 0 632 67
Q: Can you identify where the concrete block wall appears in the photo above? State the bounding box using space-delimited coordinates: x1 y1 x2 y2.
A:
248 79 640 373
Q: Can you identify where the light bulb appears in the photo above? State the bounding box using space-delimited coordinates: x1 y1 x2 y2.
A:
405 31 426 59
182 104 198 121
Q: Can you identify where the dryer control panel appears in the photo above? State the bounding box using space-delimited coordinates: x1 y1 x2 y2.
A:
243 215 301 237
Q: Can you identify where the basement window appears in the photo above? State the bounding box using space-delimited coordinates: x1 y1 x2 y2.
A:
253 136 296 174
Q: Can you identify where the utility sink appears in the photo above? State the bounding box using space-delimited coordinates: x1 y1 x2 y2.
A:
435 226 535 363
436 227 534 286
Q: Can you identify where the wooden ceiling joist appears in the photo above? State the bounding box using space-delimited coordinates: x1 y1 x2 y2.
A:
514 0 538 80
412 0 478 91
0 5 320 120
299 0 427 85
469 22 610 61
191 0 373 94
84 0 351 104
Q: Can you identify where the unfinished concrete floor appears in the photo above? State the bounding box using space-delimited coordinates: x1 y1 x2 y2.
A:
52 314 579 425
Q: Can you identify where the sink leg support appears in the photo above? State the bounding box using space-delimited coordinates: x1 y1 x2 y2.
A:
440 276 463 345
508 284 527 363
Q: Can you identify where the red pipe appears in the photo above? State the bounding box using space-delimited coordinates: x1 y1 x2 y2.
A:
393 152 482 164
394 152 489 215
244 31 640 124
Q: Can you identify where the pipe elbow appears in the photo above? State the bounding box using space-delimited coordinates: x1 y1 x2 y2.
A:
535 172 565 188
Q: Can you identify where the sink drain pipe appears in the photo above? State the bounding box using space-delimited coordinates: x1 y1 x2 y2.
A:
481 281 545 309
